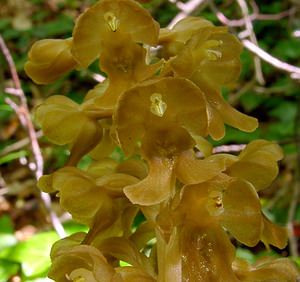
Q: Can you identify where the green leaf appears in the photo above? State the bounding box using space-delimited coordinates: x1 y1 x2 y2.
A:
273 39 300 60
110 147 125 162
32 15 73 37
0 150 28 165
77 155 93 170
0 105 13 112
211 126 261 146
0 259 19 282
0 215 17 252
0 18 10 31
236 248 256 263
0 231 59 278
269 102 297 122
120 261 132 267
240 92 266 112
0 234 18 252
63 221 88 235
0 215 14 234
282 143 297 155
240 50 253 80
266 121 294 139
23 277 52 282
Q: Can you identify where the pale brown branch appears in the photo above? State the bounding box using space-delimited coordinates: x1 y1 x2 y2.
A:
168 0 207 28
208 2 300 79
213 144 246 154
91 73 106 83
0 34 65 238
0 131 43 157
209 1 294 27
236 0 265 85
242 39 300 79
0 36 21 90
229 78 256 106
287 97 300 257
5 87 22 97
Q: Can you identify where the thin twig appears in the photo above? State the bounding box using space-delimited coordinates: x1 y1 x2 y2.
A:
236 0 265 85
242 39 300 79
213 144 246 154
208 2 300 80
91 73 106 83
168 0 207 28
265 181 290 211
287 96 300 257
210 4 294 27
229 78 256 106
205 137 300 156
0 131 43 157
0 34 65 238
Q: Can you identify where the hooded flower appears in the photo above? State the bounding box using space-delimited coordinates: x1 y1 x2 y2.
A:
87 33 162 111
160 19 258 139
49 235 156 282
159 16 213 59
71 0 160 68
176 177 263 247
49 244 118 282
173 140 287 248
87 119 117 161
114 77 209 205
37 157 144 226
176 139 283 190
35 95 111 165
146 139 288 281
38 167 115 226
25 38 77 84
225 139 284 191
115 77 208 156
233 257 300 282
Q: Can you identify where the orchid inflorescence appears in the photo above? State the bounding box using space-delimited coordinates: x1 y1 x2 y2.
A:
25 0 300 281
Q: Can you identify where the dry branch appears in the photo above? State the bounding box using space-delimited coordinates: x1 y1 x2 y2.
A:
0 34 66 238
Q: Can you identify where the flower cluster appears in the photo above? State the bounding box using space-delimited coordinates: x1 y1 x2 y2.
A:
26 0 299 281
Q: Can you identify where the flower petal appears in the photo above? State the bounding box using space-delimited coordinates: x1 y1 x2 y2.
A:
175 150 237 185
48 167 112 226
261 213 287 249
219 178 263 246
71 0 159 68
115 77 208 156
233 257 300 282
49 245 115 282
116 267 156 282
124 157 175 206
25 38 76 84
67 118 103 165
181 225 239 282
94 33 163 109
200 85 258 137
97 237 153 275
226 140 283 191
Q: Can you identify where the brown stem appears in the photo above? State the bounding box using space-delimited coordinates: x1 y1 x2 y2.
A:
287 96 300 257
0 34 66 238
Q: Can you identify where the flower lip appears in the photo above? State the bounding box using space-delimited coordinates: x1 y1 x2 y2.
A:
114 77 208 156
141 124 195 159
25 38 77 84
